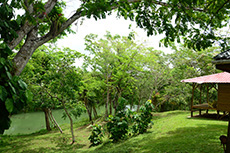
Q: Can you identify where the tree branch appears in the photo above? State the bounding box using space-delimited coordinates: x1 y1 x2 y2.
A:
7 0 57 50
36 8 83 47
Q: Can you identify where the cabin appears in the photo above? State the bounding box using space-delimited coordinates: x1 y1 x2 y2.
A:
182 49 230 118
181 72 230 117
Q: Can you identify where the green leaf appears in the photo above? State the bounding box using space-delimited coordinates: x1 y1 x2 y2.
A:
6 71 12 80
0 58 6 65
25 90 33 102
8 82 16 94
18 80 27 89
5 98 14 113
0 85 8 101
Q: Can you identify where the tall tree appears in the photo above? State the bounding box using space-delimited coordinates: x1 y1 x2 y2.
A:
21 46 84 143
20 46 63 132
84 32 143 115
40 47 84 144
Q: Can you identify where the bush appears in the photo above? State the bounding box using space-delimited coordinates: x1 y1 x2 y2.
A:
88 124 104 147
131 100 154 134
139 100 154 133
107 111 129 142
88 99 154 145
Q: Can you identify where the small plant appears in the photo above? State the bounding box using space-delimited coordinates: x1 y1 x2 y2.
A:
89 98 154 144
107 98 129 142
88 124 104 147
107 112 129 142
131 100 154 134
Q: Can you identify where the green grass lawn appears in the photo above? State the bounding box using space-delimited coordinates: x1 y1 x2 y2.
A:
0 110 228 153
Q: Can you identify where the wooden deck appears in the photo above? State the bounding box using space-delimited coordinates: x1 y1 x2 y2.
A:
191 103 222 118
192 103 217 110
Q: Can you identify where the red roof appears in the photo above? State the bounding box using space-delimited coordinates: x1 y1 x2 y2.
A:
181 72 230 84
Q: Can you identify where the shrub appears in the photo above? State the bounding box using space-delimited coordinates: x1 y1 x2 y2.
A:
107 111 129 142
88 124 104 147
89 99 154 145
131 100 154 134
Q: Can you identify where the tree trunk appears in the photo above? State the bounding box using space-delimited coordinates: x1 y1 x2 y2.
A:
105 82 110 118
49 109 63 133
92 105 98 119
43 108 51 131
9 1 82 76
47 109 55 127
84 95 93 124
62 101 75 144
113 95 118 115
13 28 40 76
109 99 112 115
137 98 141 112
86 105 93 124
114 91 122 114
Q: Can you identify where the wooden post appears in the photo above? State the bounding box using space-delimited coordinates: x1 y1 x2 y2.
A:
191 83 196 117
206 84 209 115
199 84 202 116
226 116 230 153
207 84 209 104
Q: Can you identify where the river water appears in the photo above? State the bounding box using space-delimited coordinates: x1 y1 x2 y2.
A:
4 108 104 135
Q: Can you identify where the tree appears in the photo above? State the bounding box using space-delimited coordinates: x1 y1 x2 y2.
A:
78 71 102 124
21 46 85 143
84 32 143 115
134 48 172 111
43 47 84 144
20 46 63 132
3 0 230 76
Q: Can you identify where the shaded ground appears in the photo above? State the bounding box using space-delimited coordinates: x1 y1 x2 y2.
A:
193 112 229 121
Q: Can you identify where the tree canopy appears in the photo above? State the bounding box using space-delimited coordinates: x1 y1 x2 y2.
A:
1 0 230 75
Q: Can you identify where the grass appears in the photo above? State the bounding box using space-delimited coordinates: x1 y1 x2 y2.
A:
0 110 228 153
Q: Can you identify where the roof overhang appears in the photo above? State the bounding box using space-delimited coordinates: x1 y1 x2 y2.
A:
181 72 230 84
212 60 230 72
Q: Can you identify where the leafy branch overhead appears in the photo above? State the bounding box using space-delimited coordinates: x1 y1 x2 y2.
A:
2 0 230 76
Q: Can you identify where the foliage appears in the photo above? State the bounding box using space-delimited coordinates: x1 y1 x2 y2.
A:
62 103 86 120
105 98 154 142
84 32 144 115
0 0 22 42
3 0 230 77
106 97 129 142
132 100 154 134
81 0 230 51
106 113 129 142
160 46 220 111
88 124 104 147
0 1 32 134
21 46 83 112
20 46 85 142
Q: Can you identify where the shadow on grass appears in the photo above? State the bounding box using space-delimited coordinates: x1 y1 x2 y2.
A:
90 123 226 153
0 130 87 153
189 113 229 122
14 143 86 153
0 135 36 153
